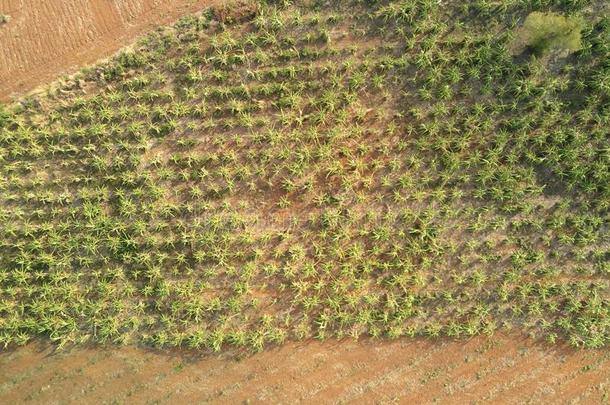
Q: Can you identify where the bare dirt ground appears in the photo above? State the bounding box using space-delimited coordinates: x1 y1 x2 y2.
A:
0 0 220 101
1 334 609 404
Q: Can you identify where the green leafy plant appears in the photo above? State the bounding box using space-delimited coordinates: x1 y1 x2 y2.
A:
517 12 585 55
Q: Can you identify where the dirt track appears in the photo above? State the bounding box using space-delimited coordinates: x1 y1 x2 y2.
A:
1 334 609 404
0 0 219 102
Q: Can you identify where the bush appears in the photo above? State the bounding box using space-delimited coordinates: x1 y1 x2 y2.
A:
518 12 585 55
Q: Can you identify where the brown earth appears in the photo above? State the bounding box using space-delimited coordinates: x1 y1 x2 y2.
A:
1 334 609 404
0 0 222 102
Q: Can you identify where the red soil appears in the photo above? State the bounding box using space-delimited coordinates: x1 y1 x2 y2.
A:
1 334 608 404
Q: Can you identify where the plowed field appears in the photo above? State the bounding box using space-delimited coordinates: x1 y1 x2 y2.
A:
0 0 217 101
1 335 609 404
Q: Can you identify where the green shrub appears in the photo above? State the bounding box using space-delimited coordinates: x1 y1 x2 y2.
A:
518 12 585 55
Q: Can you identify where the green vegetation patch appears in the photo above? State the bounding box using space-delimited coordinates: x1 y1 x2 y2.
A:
0 0 608 352
517 11 585 55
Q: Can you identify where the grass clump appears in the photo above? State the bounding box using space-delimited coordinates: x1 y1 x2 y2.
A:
518 12 585 55
0 105 9 128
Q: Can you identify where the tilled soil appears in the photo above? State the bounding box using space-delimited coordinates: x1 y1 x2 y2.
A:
1 334 609 404
0 0 219 101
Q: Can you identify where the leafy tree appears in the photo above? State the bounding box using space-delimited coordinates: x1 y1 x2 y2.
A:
517 12 585 55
